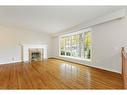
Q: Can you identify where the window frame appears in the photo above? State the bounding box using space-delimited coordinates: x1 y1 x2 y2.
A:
59 28 92 61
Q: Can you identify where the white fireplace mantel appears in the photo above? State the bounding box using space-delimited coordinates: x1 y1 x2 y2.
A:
22 44 47 62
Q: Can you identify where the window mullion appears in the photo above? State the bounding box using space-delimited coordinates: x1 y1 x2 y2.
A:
70 36 72 57
83 33 85 59
60 29 91 60
80 33 84 59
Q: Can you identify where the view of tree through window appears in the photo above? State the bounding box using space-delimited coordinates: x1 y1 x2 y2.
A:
60 31 91 60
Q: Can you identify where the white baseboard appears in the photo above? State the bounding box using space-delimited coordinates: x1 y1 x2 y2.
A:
0 60 22 65
51 56 121 74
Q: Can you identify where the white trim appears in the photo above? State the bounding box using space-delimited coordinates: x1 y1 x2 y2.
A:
59 28 92 61
59 55 91 62
22 44 48 61
59 28 91 37
53 56 120 73
53 9 126 37
0 60 22 65
85 9 126 28
58 36 61 56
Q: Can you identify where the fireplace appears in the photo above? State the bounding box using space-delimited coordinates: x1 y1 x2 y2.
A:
29 48 43 62
22 44 47 62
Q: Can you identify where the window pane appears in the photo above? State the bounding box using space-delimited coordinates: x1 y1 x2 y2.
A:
60 37 65 55
71 35 75 57
60 30 91 60
76 34 80 57
79 33 84 58
65 36 71 56
84 32 91 59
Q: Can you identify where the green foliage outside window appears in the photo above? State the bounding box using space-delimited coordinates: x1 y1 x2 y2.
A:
84 32 91 59
60 31 91 59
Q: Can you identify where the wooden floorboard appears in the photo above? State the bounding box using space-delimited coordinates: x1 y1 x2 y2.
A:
0 58 124 89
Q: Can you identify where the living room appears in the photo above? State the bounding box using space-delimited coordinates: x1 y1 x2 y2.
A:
0 1 126 94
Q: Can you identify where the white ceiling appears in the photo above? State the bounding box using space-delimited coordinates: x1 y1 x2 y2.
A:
0 6 125 34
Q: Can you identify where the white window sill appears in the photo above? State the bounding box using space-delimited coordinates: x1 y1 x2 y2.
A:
59 55 91 62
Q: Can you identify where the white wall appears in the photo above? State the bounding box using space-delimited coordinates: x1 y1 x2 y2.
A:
0 25 52 64
0 9 127 74
52 16 127 73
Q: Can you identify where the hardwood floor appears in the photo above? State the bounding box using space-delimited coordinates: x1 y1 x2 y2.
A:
0 58 123 89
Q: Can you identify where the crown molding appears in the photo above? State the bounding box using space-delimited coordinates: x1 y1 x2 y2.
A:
52 8 126 37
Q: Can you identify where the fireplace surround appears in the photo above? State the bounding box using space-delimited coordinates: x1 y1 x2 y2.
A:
22 44 47 62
